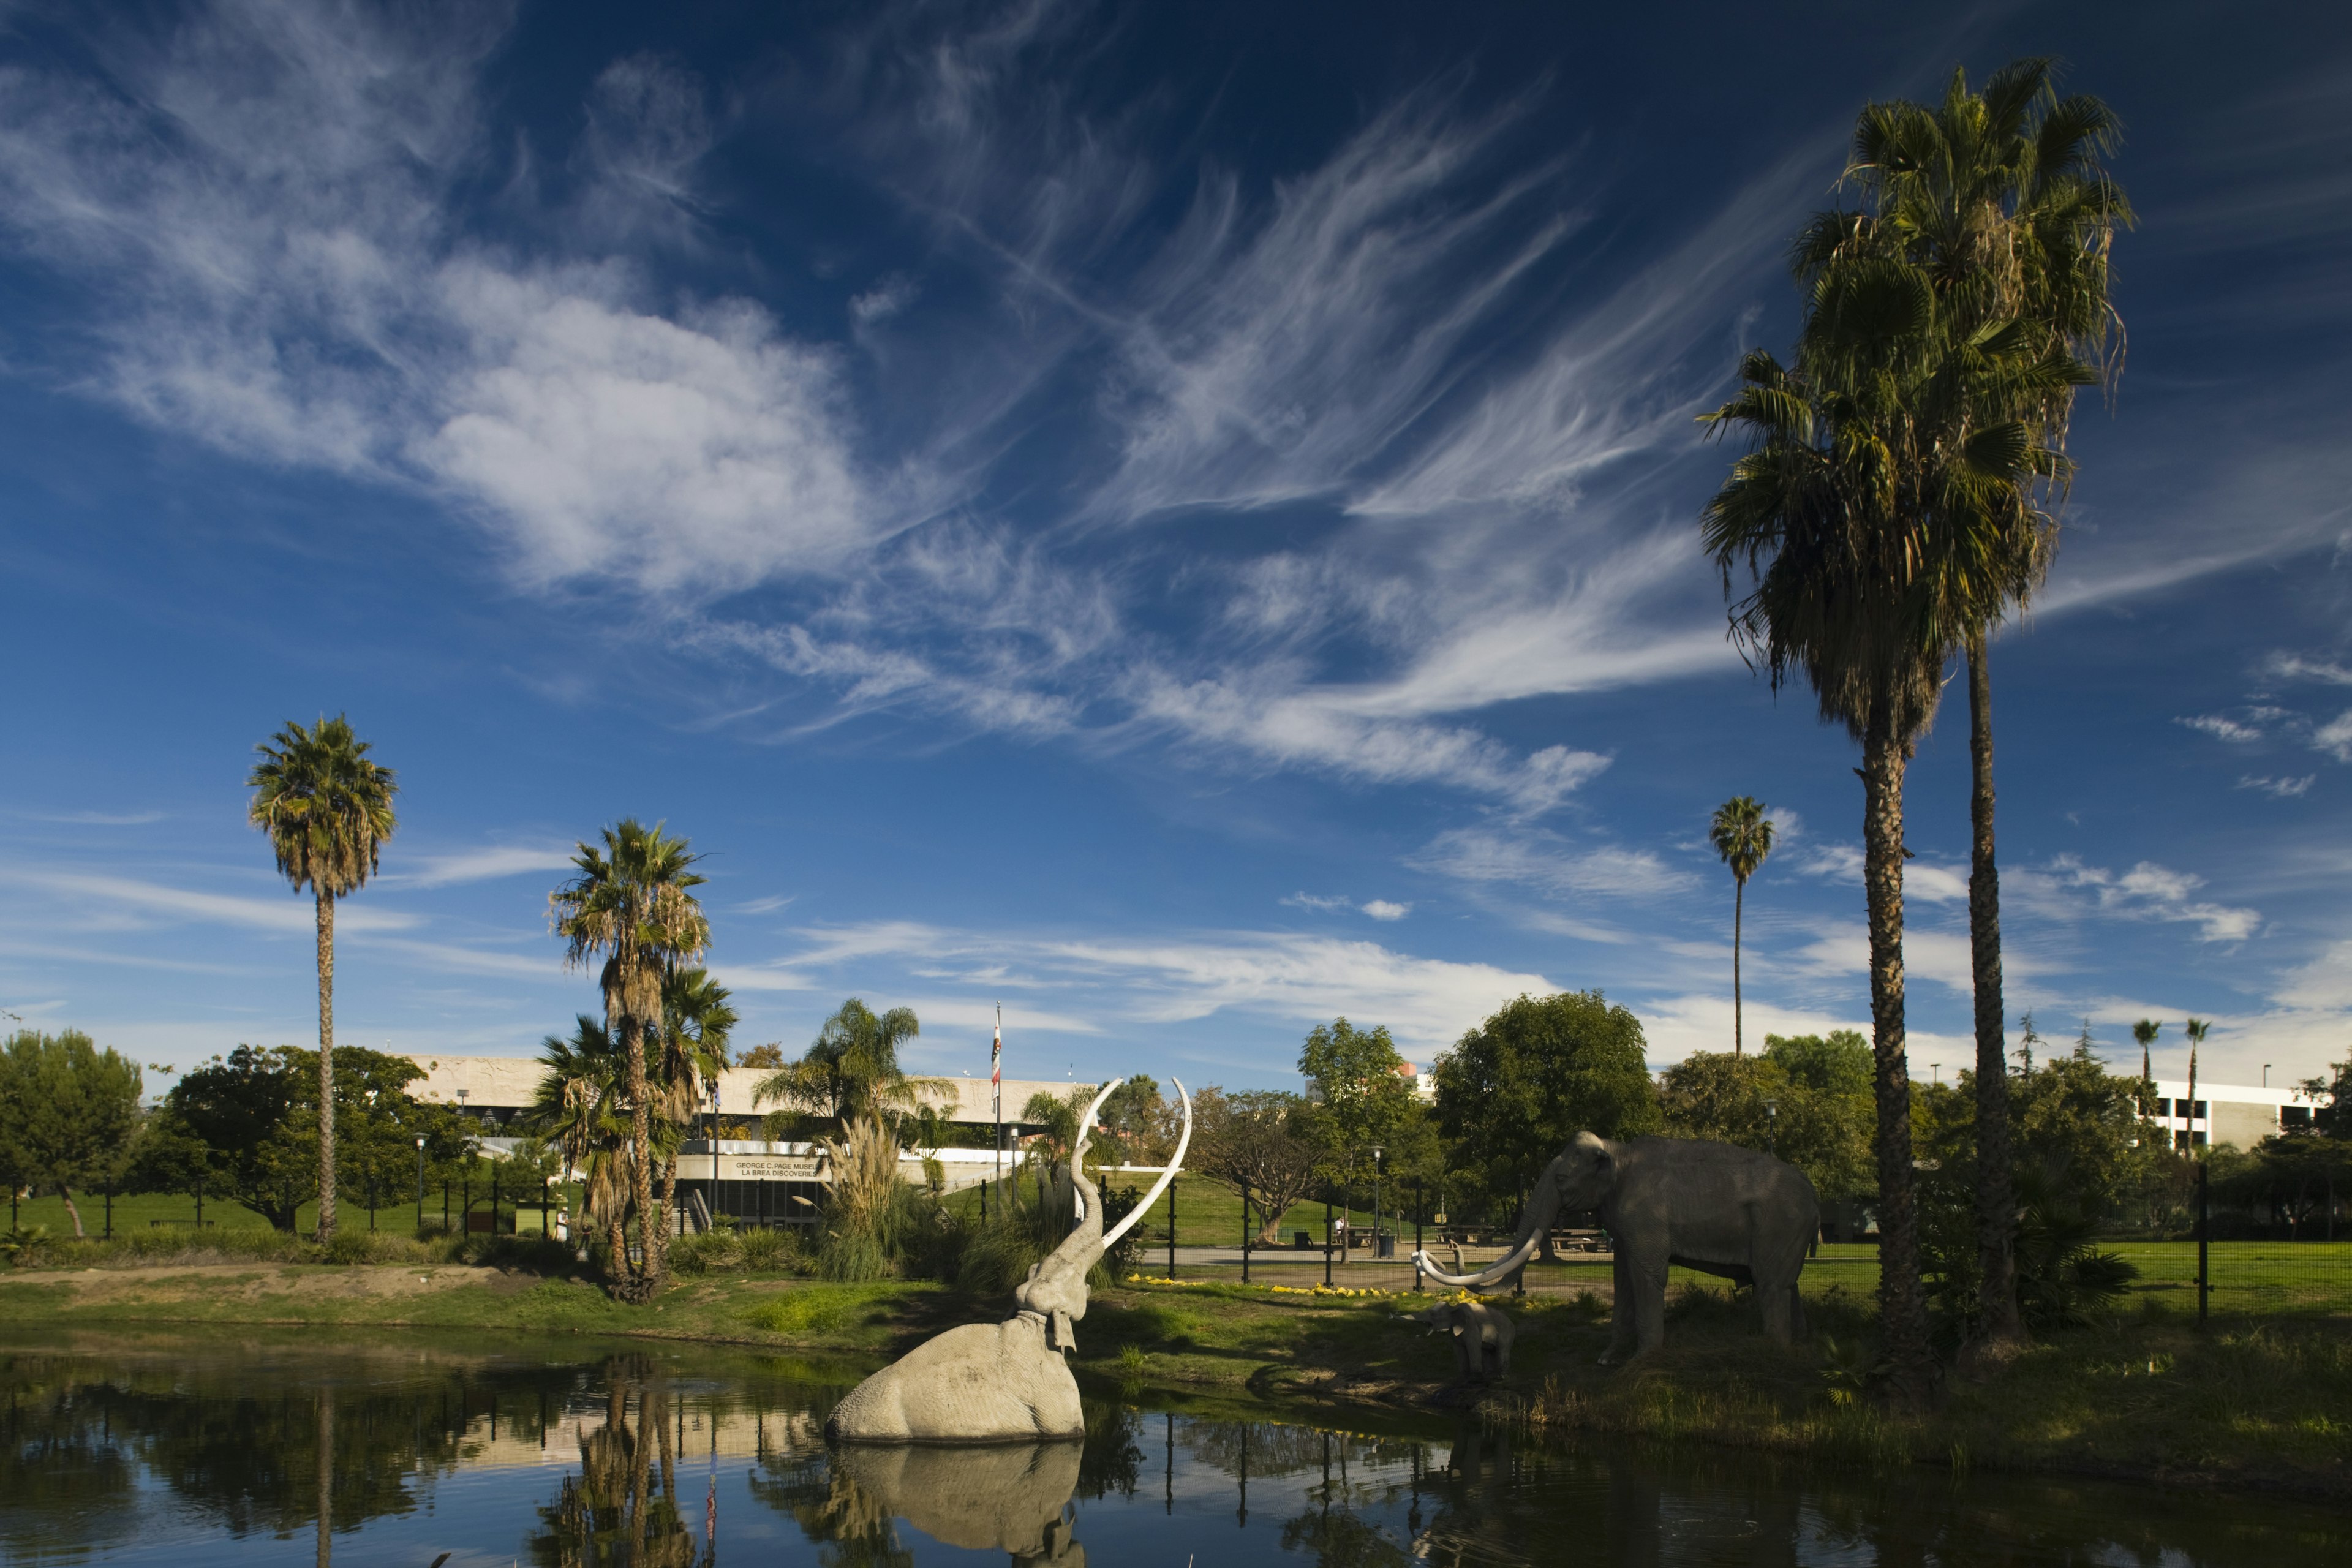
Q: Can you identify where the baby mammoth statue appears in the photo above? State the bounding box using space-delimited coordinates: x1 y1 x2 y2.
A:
827 1076 1192 1444
1404 1298 1515 1382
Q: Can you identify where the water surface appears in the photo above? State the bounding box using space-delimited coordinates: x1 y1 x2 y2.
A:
2 1329 2343 1566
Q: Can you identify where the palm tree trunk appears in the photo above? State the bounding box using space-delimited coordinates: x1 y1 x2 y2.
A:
1733 876 1746 1057
1967 634 2022 1344
315 1383 333 1568
623 1012 662 1299
1862 716 1932 1408
317 888 337 1243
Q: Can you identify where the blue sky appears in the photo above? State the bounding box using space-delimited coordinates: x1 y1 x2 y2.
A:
3 0 2348 1097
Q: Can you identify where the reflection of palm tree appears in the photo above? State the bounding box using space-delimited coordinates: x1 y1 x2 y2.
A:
532 1360 695 1568
314 1385 331 1568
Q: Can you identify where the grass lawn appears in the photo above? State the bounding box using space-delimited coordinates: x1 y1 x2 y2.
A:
7 1187 580 1240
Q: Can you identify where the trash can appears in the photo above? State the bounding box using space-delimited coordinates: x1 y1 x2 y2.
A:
1376 1231 1395 1259
1294 1231 1312 1250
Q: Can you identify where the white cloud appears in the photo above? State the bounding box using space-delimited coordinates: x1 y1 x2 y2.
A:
850 274 920 325
1409 826 1696 900
2266 652 2352 686
0 1 884 598
395 843 579 888
2011 854 2262 944
1360 900 1411 922
715 920 1548 1049
1280 892 1353 913
2177 713 2263 743
2314 710 2352 763
2238 774 2317 798
17 871 420 934
1794 843 1864 882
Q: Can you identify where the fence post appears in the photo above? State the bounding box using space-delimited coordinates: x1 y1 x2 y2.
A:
1240 1178 1251 1285
2196 1159 2211 1328
1324 1193 1334 1287
1167 1177 1176 1280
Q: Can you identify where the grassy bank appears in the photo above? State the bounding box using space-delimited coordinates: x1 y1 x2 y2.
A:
4 1251 2347 1500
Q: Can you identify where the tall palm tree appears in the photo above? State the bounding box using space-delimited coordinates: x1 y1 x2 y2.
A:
1702 217 2075 1404
1809 57 2130 1350
549 820 709 1300
248 715 398 1244
2184 1017 2209 1154
2133 1018 2161 1123
1708 797 1776 1057
753 998 940 1136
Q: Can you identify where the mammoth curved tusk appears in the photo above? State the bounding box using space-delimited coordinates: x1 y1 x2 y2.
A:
1101 1077 1191 1252
1068 1077 1124 1220
1411 1228 1543 1291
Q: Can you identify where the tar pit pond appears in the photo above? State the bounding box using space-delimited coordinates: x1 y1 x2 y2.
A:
2 1329 2346 1566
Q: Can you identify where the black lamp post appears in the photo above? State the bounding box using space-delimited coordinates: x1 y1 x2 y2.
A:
415 1136 426 1232
1371 1145 1385 1259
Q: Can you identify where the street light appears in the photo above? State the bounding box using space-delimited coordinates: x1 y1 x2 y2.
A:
1370 1146 1385 1260
2264 1063 2273 1088
710 1080 723 1230
415 1136 427 1231
1765 1100 1779 1158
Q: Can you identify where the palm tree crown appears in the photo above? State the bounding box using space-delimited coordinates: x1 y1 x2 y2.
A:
249 715 399 899
1709 797 1774 1057
247 714 397 1244
755 997 935 1133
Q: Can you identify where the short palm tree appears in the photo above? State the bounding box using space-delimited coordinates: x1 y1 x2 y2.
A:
549 820 709 1300
653 967 737 1224
529 1016 630 1260
753 998 941 1137
248 715 398 1243
1708 797 1775 1057
1808 56 2130 1351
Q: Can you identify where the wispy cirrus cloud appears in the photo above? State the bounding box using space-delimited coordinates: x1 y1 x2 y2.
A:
714 919 1547 1049
2010 854 2262 944
1409 826 1695 901
393 843 580 888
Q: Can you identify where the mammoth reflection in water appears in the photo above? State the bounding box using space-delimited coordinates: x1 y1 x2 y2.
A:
831 1443 1087 1564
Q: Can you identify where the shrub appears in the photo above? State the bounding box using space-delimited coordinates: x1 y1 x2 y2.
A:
744 1283 900 1336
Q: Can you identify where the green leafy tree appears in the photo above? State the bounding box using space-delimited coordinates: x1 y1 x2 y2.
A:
1191 1087 1321 1245
152 1046 313 1231
1432 992 1659 1232
1765 1030 1874 1098
549 818 710 1301
0 1030 144 1237
1297 1017 1420 1190
651 967 737 1216
2299 1057 2351 1140
247 714 399 1243
1661 1045 1874 1202
1707 798 1775 1056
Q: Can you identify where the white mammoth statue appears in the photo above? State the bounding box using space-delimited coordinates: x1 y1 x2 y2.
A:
827 1076 1191 1442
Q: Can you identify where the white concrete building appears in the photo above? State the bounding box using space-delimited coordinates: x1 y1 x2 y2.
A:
2141 1077 2329 1152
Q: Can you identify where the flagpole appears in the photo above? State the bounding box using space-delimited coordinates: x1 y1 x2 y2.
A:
992 1003 1003 1200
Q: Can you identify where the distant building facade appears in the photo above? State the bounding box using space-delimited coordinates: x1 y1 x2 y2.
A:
2140 1077 2329 1152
